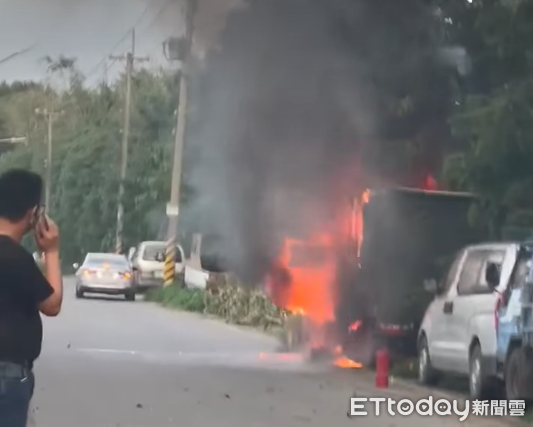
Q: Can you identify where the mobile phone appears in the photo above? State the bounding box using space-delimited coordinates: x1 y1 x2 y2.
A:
38 205 49 231
42 214 49 231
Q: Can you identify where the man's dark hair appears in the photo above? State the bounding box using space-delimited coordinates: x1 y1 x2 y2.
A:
0 169 43 222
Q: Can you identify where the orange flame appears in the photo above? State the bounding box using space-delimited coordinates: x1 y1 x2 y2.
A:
348 320 362 332
278 234 336 325
266 188 372 351
334 356 363 369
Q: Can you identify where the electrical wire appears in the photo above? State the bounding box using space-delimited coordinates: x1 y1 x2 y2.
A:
137 0 174 39
0 43 37 66
85 4 152 80
86 0 174 84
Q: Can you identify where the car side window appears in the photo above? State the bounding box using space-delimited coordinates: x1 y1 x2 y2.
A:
457 249 505 295
477 250 506 289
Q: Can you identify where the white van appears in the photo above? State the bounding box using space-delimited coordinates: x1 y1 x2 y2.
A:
418 242 519 398
128 241 185 291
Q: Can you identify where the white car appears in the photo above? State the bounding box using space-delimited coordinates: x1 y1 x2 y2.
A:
418 242 519 398
129 241 185 291
74 253 135 301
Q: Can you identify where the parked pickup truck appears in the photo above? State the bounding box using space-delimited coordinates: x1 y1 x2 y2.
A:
128 241 185 291
418 241 521 399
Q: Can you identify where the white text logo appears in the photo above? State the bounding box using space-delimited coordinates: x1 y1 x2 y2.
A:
349 397 526 420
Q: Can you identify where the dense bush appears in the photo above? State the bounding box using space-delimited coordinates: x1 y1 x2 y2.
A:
146 285 206 312
146 274 287 331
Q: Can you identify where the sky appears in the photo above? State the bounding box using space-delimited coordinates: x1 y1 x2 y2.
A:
0 0 190 85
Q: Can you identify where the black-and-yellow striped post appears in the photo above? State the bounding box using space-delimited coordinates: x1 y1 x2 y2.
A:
163 240 175 286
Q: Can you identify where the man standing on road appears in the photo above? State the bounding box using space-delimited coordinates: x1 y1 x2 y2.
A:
0 169 63 427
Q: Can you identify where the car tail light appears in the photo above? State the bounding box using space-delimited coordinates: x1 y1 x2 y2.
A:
120 272 131 279
82 269 96 277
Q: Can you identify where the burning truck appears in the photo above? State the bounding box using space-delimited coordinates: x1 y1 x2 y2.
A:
266 185 485 365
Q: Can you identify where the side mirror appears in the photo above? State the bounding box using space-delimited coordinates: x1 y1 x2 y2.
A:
127 247 136 261
485 263 500 289
72 263 79 270
424 278 438 294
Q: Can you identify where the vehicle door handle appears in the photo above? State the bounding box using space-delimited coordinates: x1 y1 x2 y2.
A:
443 301 454 314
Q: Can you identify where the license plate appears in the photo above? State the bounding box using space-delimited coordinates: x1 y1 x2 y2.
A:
154 271 164 278
97 283 119 288
97 271 113 278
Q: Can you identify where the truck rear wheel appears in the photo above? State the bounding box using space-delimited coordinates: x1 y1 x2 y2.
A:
505 347 533 400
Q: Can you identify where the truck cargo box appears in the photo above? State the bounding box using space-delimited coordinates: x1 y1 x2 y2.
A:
361 188 483 325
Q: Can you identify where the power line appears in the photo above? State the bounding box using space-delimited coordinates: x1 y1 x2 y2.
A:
137 0 174 39
0 44 37 66
92 0 173 84
85 4 152 80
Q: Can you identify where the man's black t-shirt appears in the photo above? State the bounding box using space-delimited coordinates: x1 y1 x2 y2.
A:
0 236 53 365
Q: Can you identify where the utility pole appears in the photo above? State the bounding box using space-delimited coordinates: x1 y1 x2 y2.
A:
163 0 197 286
110 28 149 254
35 108 63 212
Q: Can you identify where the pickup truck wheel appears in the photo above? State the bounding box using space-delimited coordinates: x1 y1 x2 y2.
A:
505 347 533 400
283 314 304 351
75 288 84 299
469 344 497 399
125 292 136 302
418 335 439 386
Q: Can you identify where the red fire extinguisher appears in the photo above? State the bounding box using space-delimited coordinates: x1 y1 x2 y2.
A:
375 349 389 388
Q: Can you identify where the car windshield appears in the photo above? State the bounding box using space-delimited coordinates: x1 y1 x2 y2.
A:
84 256 129 269
142 244 182 262
143 245 166 261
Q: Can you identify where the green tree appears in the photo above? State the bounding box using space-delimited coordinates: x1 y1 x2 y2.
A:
440 0 533 237
0 67 184 265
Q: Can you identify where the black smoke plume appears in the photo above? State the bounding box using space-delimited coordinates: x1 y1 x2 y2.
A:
187 0 454 285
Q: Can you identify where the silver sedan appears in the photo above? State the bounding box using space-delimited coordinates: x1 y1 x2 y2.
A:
74 253 135 301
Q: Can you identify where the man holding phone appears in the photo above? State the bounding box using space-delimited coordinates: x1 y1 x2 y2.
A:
0 169 63 426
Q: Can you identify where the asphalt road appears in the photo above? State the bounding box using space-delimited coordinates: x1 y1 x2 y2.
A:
30 277 512 427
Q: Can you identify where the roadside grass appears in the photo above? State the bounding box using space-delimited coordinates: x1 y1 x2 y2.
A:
145 277 286 334
145 283 205 313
